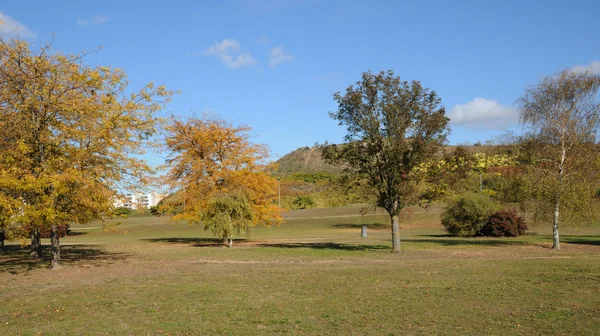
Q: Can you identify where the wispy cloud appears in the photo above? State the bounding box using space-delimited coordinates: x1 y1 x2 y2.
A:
448 98 518 130
204 39 257 69
571 61 600 75
0 12 35 38
77 15 112 26
269 46 294 68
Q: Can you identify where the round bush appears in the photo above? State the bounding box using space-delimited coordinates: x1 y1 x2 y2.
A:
480 209 527 237
441 193 501 236
292 196 315 209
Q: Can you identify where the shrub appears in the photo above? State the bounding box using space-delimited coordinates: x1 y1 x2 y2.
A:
114 206 131 217
292 196 315 209
19 224 71 238
149 206 161 216
480 209 527 237
40 225 70 238
441 193 501 236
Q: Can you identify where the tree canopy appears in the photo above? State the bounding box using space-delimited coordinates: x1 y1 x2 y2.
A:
518 69 600 249
163 116 282 245
0 36 173 267
323 70 449 252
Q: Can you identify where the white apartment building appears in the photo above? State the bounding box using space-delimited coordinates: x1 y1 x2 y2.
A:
114 192 166 210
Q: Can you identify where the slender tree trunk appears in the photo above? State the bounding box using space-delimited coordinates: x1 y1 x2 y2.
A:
29 228 42 258
552 198 560 250
50 225 61 269
391 215 401 253
552 146 566 250
0 227 5 252
228 238 233 248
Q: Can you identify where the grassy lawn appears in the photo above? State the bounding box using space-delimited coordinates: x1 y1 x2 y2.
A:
1 204 599 335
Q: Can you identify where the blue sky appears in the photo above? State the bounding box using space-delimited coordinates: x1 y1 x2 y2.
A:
2 0 600 162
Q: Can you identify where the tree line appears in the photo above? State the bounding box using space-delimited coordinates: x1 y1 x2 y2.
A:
1 33 599 269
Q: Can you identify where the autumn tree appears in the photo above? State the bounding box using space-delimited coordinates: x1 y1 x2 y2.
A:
0 35 173 268
323 70 449 252
0 189 20 252
163 116 282 246
518 69 600 249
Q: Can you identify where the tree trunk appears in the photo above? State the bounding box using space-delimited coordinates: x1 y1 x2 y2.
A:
50 225 61 269
228 238 233 248
552 198 560 250
0 227 5 252
391 215 401 253
552 146 566 250
29 228 42 258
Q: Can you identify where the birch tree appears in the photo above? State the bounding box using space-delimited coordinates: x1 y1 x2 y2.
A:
518 69 600 249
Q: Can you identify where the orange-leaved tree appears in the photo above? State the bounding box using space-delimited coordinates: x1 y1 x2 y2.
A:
163 116 282 246
0 35 173 268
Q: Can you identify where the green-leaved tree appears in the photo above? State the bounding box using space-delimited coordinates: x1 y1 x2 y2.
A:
323 70 449 252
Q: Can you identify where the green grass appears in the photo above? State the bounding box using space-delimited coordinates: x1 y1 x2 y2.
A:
1 204 599 335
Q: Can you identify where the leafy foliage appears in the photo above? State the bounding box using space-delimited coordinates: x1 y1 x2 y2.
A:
114 207 132 217
286 172 334 183
323 70 449 252
518 69 600 248
163 116 282 243
0 36 173 265
149 206 161 216
19 224 71 238
480 209 527 237
201 192 253 240
441 193 501 237
414 146 475 202
292 196 315 209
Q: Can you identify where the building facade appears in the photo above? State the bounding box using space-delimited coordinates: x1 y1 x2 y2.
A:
114 192 166 210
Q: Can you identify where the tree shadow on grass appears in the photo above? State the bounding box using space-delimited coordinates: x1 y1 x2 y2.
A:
143 237 248 247
561 236 600 246
408 236 529 247
332 223 389 230
0 245 129 274
66 231 88 237
258 242 390 251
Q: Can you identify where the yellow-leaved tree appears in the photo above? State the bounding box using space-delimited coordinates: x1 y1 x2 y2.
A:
163 116 282 246
0 36 173 268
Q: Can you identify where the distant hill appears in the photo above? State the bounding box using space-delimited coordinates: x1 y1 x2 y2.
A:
275 146 343 176
275 144 487 176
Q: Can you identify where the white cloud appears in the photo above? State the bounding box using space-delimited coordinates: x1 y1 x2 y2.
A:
0 12 35 38
448 98 518 130
269 46 293 68
204 39 257 69
571 61 600 75
77 15 112 26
